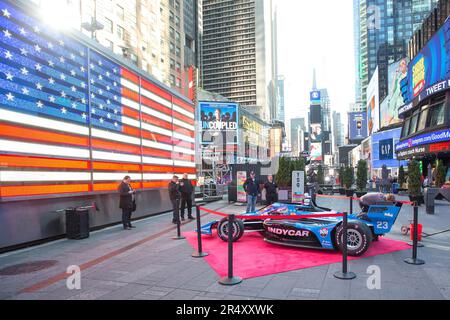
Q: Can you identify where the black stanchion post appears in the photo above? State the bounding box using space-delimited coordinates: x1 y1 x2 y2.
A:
219 214 242 285
192 206 208 258
172 201 185 240
350 196 353 215
405 203 425 265
334 211 356 280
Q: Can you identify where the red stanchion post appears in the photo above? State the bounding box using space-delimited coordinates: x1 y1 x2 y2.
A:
192 206 208 258
334 211 356 280
219 214 242 285
405 203 425 265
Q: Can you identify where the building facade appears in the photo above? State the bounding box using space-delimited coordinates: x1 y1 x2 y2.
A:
28 0 200 97
201 0 278 123
355 0 439 106
396 9 450 176
290 117 306 157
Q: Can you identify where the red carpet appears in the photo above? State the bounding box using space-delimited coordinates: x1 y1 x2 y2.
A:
184 231 410 279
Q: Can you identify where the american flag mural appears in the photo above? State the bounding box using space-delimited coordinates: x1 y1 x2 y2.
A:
0 0 196 198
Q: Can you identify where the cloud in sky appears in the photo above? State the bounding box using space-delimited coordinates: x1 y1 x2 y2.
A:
276 0 356 126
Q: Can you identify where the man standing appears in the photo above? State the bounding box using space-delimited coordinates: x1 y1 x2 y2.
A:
180 173 195 220
118 176 136 230
169 175 181 224
264 175 279 205
243 171 260 213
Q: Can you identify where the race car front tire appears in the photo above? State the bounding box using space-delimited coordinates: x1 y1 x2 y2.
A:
335 221 372 256
217 217 245 242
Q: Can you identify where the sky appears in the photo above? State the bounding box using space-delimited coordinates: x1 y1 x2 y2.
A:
276 0 356 131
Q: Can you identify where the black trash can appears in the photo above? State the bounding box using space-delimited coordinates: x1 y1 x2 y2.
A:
66 207 90 239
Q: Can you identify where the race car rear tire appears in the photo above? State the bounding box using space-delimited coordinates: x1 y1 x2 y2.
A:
217 217 245 242
335 221 372 256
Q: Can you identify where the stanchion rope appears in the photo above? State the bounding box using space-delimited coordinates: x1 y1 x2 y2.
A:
198 206 345 220
315 194 413 206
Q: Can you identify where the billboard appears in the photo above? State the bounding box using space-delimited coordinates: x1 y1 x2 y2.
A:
310 91 321 104
379 138 394 160
395 128 450 152
200 102 238 145
237 171 247 203
367 67 380 135
381 58 408 128
310 105 322 124
310 123 323 142
348 112 368 141
401 19 450 104
310 143 323 162
0 0 196 198
372 128 407 169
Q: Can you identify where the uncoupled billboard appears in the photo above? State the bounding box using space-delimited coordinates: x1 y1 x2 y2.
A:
348 112 368 141
401 18 450 104
200 101 238 145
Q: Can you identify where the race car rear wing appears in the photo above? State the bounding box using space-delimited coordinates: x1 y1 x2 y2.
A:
367 203 403 235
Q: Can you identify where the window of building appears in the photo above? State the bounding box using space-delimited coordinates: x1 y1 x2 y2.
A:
170 74 176 85
117 25 125 40
402 118 411 138
104 18 113 33
176 46 180 57
176 62 181 72
116 5 124 20
408 110 419 136
417 105 429 132
170 59 175 70
176 77 181 87
429 102 445 127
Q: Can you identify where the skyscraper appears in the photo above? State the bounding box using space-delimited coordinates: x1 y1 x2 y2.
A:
27 0 201 96
277 75 285 124
355 0 439 105
201 0 278 122
290 117 306 156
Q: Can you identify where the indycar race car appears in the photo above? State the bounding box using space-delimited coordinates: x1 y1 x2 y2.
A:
200 199 403 256
200 197 333 240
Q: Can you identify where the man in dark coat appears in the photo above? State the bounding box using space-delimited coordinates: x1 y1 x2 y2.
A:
119 176 136 230
243 171 260 213
264 175 279 205
180 173 195 220
169 175 181 224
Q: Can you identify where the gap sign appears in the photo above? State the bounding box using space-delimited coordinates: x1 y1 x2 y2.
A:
379 139 394 160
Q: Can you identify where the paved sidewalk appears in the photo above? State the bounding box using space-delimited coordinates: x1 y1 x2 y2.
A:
0 196 449 300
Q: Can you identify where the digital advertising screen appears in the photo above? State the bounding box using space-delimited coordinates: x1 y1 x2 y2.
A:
0 0 196 198
200 102 238 145
309 143 323 162
381 58 409 128
372 128 407 169
310 105 322 125
348 112 368 141
310 123 323 142
401 19 450 104
379 138 394 160
310 91 321 105
367 67 380 135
